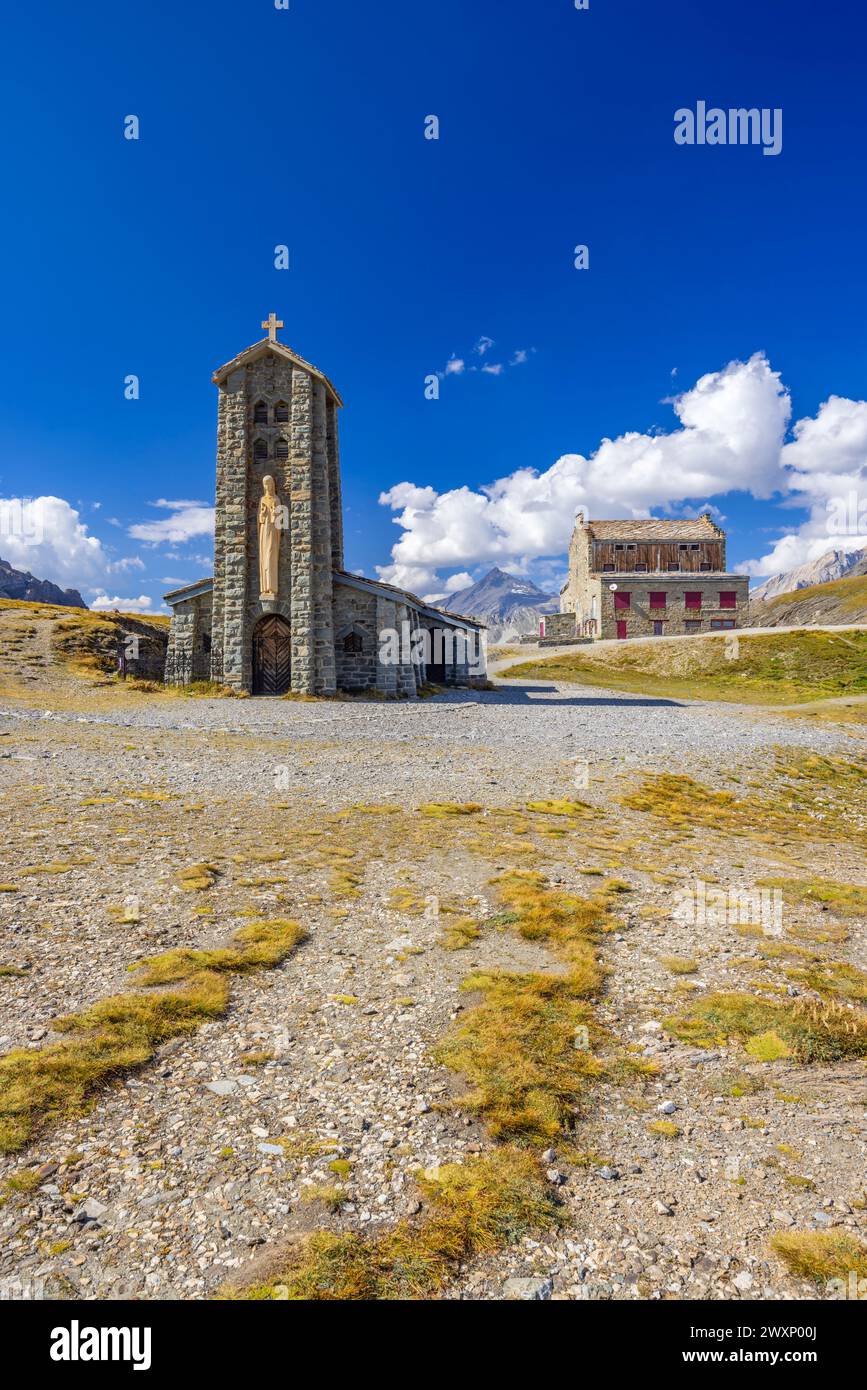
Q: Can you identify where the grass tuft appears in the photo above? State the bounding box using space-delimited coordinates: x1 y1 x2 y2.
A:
233 1147 561 1301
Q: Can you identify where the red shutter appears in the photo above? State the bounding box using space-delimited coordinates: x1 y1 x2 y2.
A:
720 591 737 609
614 591 631 610
649 591 666 609
685 591 702 610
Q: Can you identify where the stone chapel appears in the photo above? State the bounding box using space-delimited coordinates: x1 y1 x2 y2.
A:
164 317 486 696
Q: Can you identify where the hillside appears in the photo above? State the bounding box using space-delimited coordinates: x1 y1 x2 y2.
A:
501 627 867 709
749 569 867 628
750 545 867 603
0 598 169 693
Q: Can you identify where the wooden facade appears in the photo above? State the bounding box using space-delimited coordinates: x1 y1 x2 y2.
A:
591 540 726 573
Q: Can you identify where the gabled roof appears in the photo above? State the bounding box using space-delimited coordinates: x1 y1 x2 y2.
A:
212 338 343 406
164 578 214 606
163 571 486 631
585 515 723 542
332 570 486 630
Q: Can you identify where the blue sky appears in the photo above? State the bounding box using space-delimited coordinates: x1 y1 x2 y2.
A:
1 0 866 610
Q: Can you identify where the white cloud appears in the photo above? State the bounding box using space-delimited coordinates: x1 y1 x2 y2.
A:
444 571 473 592
90 591 156 613
737 395 867 575
107 555 145 574
129 500 215 545
378 352 791 591
481 363 504 376
444 356 465 376
0 495 108 587
475 336 494 356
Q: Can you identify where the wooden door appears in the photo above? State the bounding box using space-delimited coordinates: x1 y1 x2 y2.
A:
252 616 291 695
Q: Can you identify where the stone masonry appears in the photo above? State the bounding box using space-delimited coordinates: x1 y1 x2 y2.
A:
165 323 486 695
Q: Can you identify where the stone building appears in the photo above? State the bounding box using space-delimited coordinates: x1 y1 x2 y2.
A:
164 318 485 695
554 513 749 641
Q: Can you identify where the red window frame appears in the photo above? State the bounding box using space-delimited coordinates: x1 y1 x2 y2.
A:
685 591 702 610
613 590 631 610
649 591 667 609
719 591 737 609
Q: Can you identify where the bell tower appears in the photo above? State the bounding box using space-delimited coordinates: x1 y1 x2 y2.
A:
209 317 344 695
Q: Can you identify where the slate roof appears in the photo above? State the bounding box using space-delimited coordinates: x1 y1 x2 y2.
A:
585 515 724 541
164 570 486 630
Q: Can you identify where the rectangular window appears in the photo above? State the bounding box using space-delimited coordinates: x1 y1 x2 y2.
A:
602 563 615 573
690 544 700 551
679 543 689 551
710 619 736 630
649 592 666 609
614 591 631 610
667 563 680 572
700 562 711 572
684 619 702 632
719 591 737 609
615 544 624 551
685 592 702 610
634 563 647 573
653 620 664 636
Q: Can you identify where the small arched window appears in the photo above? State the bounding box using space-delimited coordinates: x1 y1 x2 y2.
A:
274 400 289 424
253 438 268 461
343 631 364 655
274 437 289 461
253 401 268 425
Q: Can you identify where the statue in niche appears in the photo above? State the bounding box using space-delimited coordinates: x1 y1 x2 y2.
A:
258 475 282 598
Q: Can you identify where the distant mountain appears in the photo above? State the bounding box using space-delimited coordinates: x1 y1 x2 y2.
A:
749 567 867 628
447 566 558 642
0 556 86 609
751 546 867 602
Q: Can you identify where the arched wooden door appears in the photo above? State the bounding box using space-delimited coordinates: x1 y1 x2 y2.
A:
252 615 291 695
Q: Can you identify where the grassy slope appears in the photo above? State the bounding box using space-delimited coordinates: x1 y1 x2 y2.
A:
501 629 867 706
752 573 867 623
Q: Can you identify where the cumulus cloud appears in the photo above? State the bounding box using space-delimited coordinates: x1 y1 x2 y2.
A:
0 495 108 586
444 571 473 592
129 499 216 545
379 352 792 591
736 395 867 575
90 591 156 613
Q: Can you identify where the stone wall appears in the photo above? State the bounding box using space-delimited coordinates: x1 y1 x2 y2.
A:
598 576 750 638
165 593 212 685
333 583 378 690
543 613 578 641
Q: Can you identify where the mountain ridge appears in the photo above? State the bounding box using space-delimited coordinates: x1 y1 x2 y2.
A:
0 556 86 609
750 545 867 602
446 566 558 643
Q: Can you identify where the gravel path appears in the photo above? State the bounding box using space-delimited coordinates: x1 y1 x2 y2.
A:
0 670 864 1303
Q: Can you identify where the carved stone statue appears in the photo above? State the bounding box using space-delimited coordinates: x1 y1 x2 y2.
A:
258 475 281 598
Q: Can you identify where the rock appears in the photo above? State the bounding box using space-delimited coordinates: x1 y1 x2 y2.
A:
205 1079 238 1096
652 1200 674 1216
257 1143 284 1156
772 1211 795 1226
658 1101 678 1115
502 1277 553 1301
734 1271 753 1292
73 1198 107 1224
546 1168 566 1185
597 1166 620 1181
